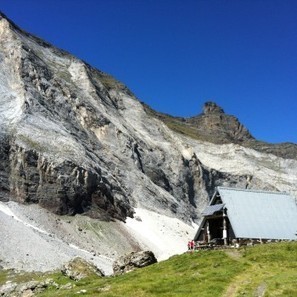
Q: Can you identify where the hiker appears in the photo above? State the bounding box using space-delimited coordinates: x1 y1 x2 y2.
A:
187 241 191 250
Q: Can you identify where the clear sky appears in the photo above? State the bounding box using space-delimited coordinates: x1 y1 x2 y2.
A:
1 0 297 144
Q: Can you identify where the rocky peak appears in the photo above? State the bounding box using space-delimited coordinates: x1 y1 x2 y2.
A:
203 101 224 114
184 101 254 144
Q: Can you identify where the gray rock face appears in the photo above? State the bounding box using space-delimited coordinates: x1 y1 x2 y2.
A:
8 145 131 220
113 250 157 275
0 11 296 228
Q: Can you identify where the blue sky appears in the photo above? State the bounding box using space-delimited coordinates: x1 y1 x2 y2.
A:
1 0 297 144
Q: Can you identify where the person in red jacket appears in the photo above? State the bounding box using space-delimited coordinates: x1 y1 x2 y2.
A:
187 241 191 250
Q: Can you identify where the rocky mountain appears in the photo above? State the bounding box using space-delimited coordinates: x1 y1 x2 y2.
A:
0 12 297 272
1 10 297 220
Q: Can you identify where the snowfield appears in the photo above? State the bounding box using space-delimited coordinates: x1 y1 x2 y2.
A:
125 208 197 261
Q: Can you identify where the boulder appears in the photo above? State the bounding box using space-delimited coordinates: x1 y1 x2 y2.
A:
0 279 57 297
61 257 104 281
113 250 157 275
0 282 18 297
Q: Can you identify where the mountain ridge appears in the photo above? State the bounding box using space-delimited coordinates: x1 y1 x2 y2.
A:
143 101 297 160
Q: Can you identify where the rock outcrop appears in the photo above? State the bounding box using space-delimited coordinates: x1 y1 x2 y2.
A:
61 257 104 280
0 10 296 229
0 278 58 297
187 101 253 143
113 251 157 275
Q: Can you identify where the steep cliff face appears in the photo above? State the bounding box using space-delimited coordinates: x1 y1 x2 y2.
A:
0 12 296 227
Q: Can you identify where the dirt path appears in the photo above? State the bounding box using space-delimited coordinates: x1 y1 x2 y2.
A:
222 250 268 297
222 249 245 297
222 274 248 297
224 249 242 261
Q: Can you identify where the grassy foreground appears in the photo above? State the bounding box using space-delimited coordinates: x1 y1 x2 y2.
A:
1 242 297 297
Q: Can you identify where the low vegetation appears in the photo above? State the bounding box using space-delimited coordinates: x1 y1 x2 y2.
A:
1 242 296 296
142 103 207 141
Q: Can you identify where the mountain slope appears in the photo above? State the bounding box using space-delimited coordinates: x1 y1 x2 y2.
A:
0 12 297 271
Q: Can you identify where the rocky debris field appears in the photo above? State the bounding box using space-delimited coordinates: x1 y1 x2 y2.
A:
0 202 113 275
0 201 195 275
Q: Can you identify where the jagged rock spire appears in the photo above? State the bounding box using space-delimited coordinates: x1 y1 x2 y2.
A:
203 102 225 114
184 101 254 143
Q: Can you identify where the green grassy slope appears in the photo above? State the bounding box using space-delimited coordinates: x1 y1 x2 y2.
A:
1 242 296 297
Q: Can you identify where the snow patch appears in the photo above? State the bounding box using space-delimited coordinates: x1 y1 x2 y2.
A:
181 147 193 160
124 208 196 261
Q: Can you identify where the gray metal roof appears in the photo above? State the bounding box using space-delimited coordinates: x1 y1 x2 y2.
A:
217 187 297 240
202 203 224 216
